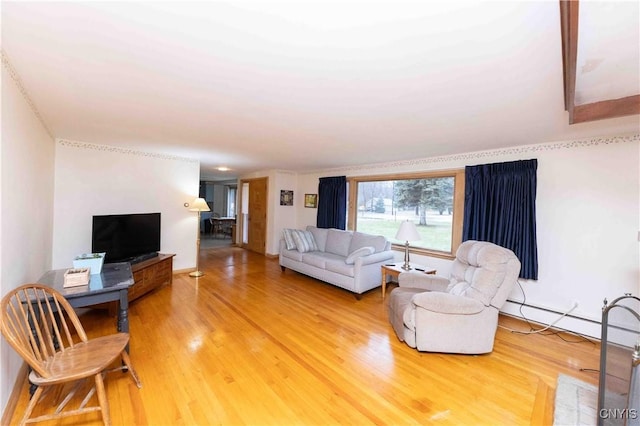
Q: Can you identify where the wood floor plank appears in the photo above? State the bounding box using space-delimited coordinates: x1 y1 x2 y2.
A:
6 246 601 425
530 377 554 425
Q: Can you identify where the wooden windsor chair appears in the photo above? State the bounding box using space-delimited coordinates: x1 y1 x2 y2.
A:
0 283 142 426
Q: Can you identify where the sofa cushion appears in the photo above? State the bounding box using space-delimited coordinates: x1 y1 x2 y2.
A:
325 229 353 257
306 226 328 252
292 230 318 253
325 259 356 277
349 232 387 254
301 252 344 269
345 246 375 264
302 252 328 268
282 228 297 250
281 248 303 262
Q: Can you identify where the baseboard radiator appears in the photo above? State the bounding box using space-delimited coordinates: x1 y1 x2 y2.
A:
502 299 602 339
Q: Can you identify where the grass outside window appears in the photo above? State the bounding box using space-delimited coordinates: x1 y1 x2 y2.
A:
347 170 465 258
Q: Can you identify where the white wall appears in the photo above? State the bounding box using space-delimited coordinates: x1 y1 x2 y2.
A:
288 135 640 338
1 59 55 417
271 171 298 253
513 139 638 336
0 56 201 416
52 140 200 271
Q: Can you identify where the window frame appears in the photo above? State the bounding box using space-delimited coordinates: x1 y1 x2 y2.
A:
347 169 465 259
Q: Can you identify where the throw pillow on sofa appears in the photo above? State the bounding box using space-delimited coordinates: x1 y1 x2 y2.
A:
283 228 297 250
292 230 318 253
345 246 375 264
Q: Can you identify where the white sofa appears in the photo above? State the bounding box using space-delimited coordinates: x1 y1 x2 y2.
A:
279 226 395 295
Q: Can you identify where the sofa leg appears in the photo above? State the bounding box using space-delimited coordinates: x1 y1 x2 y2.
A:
280 266 285 272
354 293 362 301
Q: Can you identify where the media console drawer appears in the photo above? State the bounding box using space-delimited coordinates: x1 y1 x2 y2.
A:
129 253 175 302
98 253 175 315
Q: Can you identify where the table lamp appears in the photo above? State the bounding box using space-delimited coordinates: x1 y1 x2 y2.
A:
189 197 210 277
395 220 421 270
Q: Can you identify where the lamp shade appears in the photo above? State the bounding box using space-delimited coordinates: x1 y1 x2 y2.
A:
189 198 210 212
395 220 421 242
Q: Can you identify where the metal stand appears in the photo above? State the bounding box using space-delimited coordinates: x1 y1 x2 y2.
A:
401 241 411 270
597 294 640 425
189 211 204 277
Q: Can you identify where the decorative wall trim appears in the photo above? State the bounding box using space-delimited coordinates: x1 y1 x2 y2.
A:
308 133 640 175
276 169 298 176
2 49 54 139
57 139 199 164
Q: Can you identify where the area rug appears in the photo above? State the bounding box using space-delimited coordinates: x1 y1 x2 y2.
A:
554 374 598 426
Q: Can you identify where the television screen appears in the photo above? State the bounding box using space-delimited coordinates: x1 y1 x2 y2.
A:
92 213 161 264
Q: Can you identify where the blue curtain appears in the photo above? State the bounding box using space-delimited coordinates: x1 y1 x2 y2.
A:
317 176 347 229
463 159 538 279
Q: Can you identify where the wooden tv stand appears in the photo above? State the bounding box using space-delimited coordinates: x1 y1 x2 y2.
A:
129 253 175 302
100 253 175 315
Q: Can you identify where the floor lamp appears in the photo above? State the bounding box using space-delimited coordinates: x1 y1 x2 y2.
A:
189 197 210 277
395 220 421 270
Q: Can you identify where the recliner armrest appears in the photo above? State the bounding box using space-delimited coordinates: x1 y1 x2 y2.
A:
412 292 485 315
398 271 449 292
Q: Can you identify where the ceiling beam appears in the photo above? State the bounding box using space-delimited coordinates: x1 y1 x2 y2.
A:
572 94 640 124
559 0 578 117
559 0 640 124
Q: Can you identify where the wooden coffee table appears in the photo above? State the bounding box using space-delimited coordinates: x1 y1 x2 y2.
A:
381 262 436 299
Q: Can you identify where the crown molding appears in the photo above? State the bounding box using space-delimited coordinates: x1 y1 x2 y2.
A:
2 49 54 139
57 139 198 164
308 134 640 176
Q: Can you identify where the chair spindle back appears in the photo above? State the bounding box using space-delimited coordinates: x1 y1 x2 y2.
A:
0 284 88 378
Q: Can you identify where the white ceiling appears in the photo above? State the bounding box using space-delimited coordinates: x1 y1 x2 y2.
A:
2 1 639 180
575 1 640 105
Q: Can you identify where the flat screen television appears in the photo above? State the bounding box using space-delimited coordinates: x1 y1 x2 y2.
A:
92 213 161 264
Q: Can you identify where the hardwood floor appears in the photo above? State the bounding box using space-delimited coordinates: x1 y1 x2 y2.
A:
7 247 601 425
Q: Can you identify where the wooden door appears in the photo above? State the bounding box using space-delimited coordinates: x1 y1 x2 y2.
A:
243 177 267 254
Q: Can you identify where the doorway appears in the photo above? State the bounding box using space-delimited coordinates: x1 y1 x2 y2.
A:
239 177 268 255
199 179 236 250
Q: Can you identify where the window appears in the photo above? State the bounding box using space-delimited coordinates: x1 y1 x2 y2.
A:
348 170 465 258
226 186 237 217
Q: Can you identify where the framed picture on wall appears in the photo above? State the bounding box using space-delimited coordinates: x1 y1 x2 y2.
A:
304 194 317 208
280 190 293 206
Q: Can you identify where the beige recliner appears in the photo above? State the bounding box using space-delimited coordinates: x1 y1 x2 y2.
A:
387 240 521 354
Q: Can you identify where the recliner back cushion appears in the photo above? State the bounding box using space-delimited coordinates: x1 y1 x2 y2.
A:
446 241 517 306
325 229 353 257
349 232 388 254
